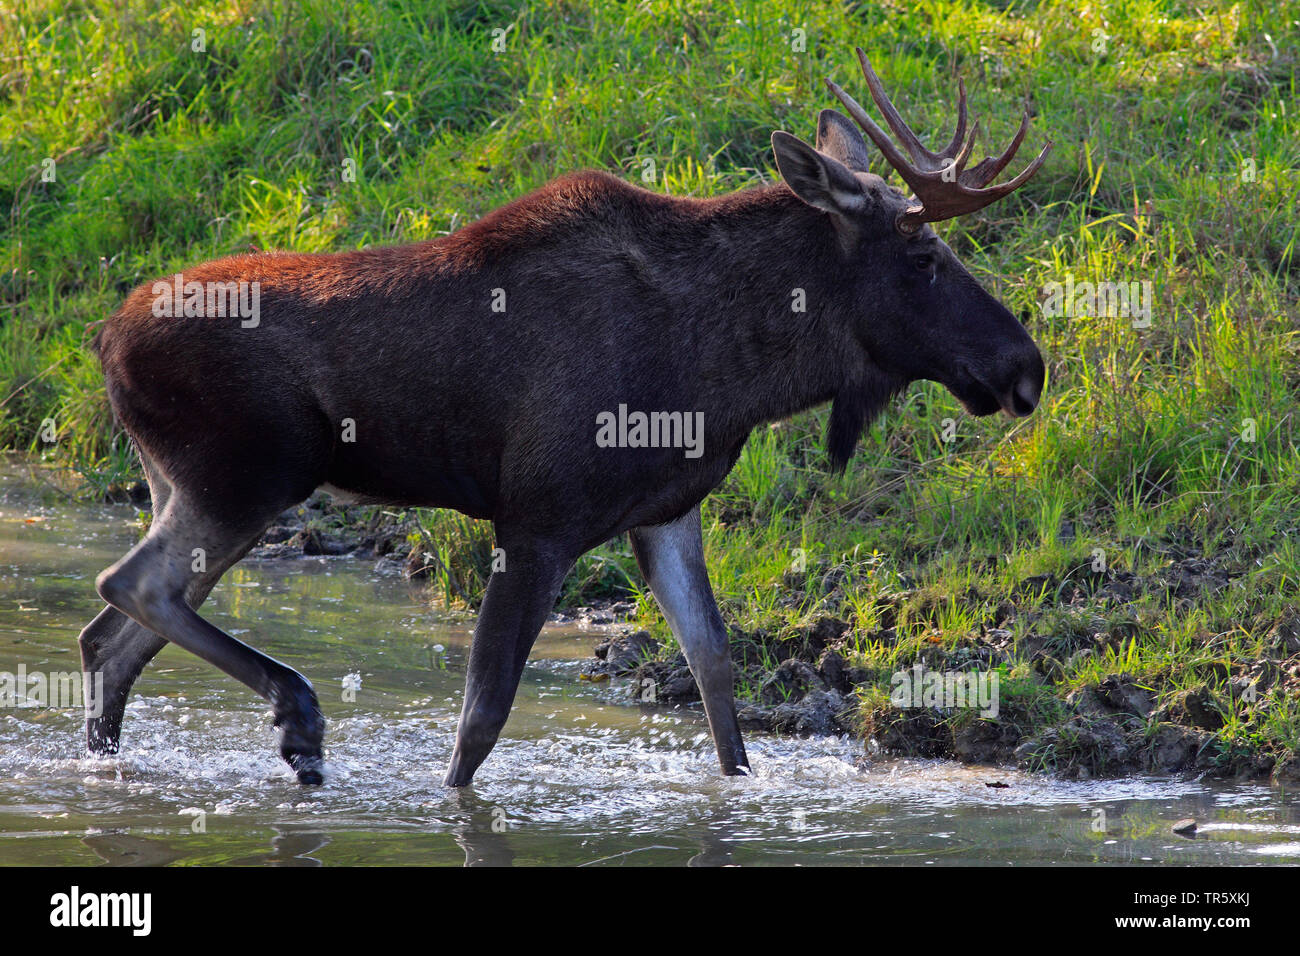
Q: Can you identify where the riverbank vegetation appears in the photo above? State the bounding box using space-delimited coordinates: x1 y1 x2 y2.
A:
2 0 1297 779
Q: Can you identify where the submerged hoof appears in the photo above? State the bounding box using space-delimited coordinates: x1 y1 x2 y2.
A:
443 769 472 789
85 725 122 757
286 750 325 786
272 672 326 785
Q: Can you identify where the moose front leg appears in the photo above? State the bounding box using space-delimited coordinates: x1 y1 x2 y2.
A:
444 537 572 787
630 507 750 776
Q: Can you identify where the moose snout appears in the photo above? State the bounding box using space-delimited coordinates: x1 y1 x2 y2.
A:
999 349 1045 418
956 337 1044 419
1006 373 1040 417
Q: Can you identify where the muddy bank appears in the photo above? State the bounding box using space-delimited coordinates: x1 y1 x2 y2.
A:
187 491 633 626
581 619 863 738
579 559 1300 786
227 493 413 570
103 481 415 567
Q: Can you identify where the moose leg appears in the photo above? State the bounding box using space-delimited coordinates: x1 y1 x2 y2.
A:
444 538 572 787
80 553 263 754
80 608 165 753
630 506 749 776
79 448 173 754
94 493 326 784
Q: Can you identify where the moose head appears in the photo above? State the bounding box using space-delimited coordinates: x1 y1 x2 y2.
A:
771 48 1050 434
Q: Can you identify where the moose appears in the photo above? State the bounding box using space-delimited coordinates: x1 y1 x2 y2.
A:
84 49 1049 787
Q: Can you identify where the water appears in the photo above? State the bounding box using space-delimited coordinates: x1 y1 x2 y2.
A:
1 460 1297 866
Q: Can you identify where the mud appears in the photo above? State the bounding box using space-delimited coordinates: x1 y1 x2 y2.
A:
579 557 1300 785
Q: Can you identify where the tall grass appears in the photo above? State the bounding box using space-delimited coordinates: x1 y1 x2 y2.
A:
2 0 1297 763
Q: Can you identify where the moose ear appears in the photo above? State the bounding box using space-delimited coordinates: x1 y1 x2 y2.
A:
771 131 864 217
815 109 873 173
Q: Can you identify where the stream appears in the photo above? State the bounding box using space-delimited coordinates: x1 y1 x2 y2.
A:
1 462 1297 866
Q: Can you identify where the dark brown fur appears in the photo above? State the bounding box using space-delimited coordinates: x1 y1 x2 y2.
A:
97 172 905 538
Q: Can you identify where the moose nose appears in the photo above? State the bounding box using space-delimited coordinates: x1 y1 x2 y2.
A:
1007 373 1041 417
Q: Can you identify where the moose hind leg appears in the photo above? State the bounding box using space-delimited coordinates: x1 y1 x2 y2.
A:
79 607 166 754
95 493 327 784
630 506 750 776
79 446 176 754
80 548 268 755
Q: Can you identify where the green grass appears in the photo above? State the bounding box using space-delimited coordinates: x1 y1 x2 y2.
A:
2 0 1298 775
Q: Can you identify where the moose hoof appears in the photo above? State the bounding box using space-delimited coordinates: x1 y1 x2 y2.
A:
443 769 472 789
85 725 121 757
286 751 325 786
272 674 326 785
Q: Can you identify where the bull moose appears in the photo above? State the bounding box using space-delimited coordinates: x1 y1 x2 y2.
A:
84 49 1049 786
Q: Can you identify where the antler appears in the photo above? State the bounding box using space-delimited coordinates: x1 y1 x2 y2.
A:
825 48 1051 234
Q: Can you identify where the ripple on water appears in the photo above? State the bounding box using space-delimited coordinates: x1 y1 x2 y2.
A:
3 463 1299 864
0 693 1251 829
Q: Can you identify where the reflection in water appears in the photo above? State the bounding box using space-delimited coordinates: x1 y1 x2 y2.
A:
82 831 188 867
1 463 1299 866
268 828 330 867
684 806 739 868
445 788 515 867
454 828 516 868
